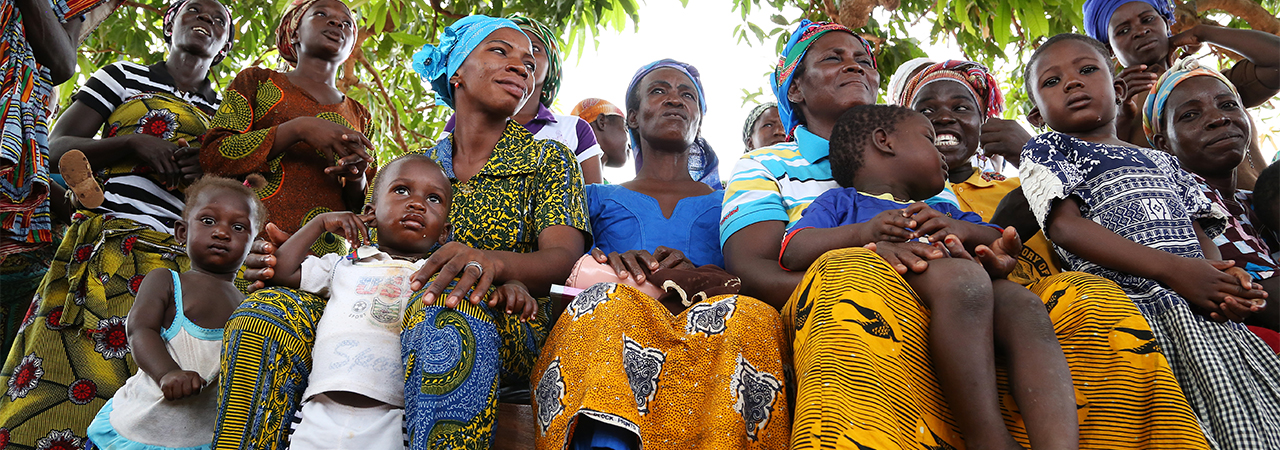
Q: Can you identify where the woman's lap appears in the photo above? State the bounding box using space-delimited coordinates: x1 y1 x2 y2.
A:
784 247 1208 449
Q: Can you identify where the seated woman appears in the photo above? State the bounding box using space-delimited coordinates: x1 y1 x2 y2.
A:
0 0 232 443
1142 61 1278 330
570 98 629 169
742 102 785 152
214 15 590 448
721 20 1209 449
533 59 789 450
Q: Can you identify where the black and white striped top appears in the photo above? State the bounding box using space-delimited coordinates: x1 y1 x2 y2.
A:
70 61 220 234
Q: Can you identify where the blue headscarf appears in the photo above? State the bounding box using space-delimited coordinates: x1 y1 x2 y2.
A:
412 15 524 108
1082 0 1175 46
625 59 721 188
770 19 872 137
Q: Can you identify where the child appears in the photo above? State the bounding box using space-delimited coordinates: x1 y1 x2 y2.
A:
268 154 536 449
1020 33 1280 448
780 104 1080 450
85 176 265 449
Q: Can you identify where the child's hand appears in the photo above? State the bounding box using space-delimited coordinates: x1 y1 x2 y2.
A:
1166 258 1268 322
313 211 375 248
488 280 537 322
864 240 948 275
905 202 966 242
856 208 916 244
160 369 205 401
973 227 1023 279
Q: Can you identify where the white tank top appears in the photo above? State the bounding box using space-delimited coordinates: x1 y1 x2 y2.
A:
108 270 223 447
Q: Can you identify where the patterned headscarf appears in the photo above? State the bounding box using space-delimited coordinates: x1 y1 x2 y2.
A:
508 14 561 108
164 0 234 65
412 15 524 109
570 98 624 123
772 19 875 137
888 57 935 105
1142 57 1239 145
742 102 777 144
625 59 721 188
275 0 337 66
898 60 1004 119
1082 0 1175 46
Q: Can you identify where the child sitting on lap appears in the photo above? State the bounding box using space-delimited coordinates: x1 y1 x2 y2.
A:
780 104 1080 450
87 176 265 450
269 154 535 449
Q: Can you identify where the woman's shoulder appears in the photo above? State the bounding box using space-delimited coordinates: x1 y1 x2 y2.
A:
233 66 278 81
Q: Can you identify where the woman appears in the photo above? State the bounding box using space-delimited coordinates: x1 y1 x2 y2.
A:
898 60 1058 285
441 15 606 184
201 0 374 246
570 97 628 169
742 101 784 152
0 0 232 444
721 20 1207 448
533 60 789 450
1143 60 1278 330
214 15 589 448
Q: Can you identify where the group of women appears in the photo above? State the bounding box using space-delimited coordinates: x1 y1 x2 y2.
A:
0 0 1276 448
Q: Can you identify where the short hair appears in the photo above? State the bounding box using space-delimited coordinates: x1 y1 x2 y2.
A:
367 153 447 204
1023 33 1112 107
829 104 917 188
1253 162 1279 220
182 175 267 231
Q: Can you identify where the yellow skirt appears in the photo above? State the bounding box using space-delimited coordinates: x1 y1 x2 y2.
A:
533 283 791 449
786 247 1208 449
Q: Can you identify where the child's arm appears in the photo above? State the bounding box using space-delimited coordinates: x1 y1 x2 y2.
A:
779 209 917 272
271 211 374 289
126 269 203 400
1170 25 1280 107
487 280 537 322
1047 196 1265 321
906 202 1004 253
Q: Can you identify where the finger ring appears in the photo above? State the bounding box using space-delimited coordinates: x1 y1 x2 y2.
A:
465 261 483 276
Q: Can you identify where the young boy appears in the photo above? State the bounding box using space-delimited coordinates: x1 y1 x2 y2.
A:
780 104 1080 450
269 154 534 448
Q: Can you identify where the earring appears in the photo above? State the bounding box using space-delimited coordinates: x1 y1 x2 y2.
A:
453 81 460 89
1116 98 1123 105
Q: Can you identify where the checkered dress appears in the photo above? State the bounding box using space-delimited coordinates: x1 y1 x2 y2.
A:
1197 177 1277 281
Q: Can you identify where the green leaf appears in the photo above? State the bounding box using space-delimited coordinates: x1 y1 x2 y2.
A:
388 32 431 47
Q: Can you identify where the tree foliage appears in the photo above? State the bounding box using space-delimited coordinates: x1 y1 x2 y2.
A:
67 0 639 163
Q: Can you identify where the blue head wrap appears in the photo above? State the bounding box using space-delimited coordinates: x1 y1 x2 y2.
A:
1082 0 1175 46
412 15 523 108
625 59 721 188
770 19 871 137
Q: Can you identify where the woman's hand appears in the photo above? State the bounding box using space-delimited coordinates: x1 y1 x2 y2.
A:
489 280 537 321
159 369 205 401
128 134 182 188
1116 65 1159 123
290 117 374 176
242 223 291 292
863 240 949 275
978 118 1032 168
1165 258 1268 322
412 242 500 308
173 139 203 187
590 246 695 284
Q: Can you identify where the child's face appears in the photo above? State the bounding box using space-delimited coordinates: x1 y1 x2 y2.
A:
294 0 356 63
367 158 451 256
910 80 983 174
1159 76 1250 177
1028 39 1124 134
176 191 258 275
892 113 949 200
1107 2 1170 68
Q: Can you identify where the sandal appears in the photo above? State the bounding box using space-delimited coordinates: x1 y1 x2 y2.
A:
58 149 103 209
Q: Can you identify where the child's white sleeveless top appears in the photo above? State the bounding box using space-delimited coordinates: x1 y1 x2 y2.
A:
108 270 223 447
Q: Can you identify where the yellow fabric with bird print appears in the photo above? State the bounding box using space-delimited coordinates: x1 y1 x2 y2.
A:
784 247 1209 449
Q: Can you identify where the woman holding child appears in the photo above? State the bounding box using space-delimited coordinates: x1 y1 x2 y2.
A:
214 13 590 449
0 0 233 444
531 59 790 449
721 20 1206 448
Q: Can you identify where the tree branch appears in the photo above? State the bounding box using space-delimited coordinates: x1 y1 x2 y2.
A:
430 0 464 20
1196 0 1280 34
356 53 409 151
122 0 160 14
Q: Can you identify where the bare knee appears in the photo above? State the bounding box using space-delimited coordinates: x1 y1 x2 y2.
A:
993 279 1058 343
909 258 992 316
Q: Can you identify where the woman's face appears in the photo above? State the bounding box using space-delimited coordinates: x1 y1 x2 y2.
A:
788 32 880 128
593 115 630 167
169 0 230 60
628 67 701 153
1107 1 1170 67
294 0 356 63
526 33 550 90
1160 76 1251 177
455 27 535 117
911 80 983 174
747 106 785 150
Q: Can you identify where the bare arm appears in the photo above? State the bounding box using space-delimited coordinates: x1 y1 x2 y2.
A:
723 221 805 309
579 155 603 185
17 0 81 85
127 268 203 400
271 212 371 289
1176 25 1280 107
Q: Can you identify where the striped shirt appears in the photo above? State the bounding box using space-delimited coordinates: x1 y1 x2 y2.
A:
71 61 220 233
